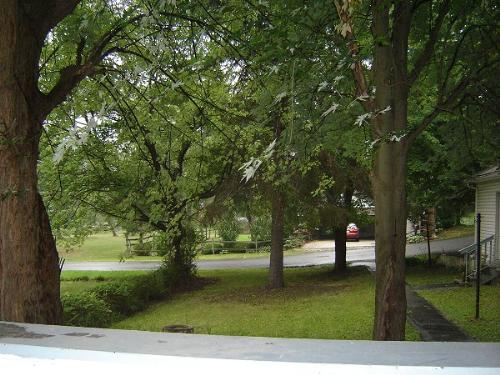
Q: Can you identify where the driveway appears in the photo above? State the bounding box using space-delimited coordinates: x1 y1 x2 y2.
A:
63 236 474 271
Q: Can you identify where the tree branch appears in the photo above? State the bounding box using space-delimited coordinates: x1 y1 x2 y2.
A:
334 0 374 113
408 0 452 87
407 74 472 145
37 14 144 118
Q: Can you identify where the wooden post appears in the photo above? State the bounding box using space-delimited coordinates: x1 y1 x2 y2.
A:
426 211 432 267
475 213 481 319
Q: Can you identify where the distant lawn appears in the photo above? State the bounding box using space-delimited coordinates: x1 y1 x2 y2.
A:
419 286 500 342
436 224 474 241
58 232 133 262
112 266 419 341
59 232 306 262
237 233 252 241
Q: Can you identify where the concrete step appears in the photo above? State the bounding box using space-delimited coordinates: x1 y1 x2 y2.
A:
466 266 500 285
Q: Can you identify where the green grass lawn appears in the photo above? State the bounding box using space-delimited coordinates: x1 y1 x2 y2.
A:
419 286 500 342
436 224 474 240
237 233 252 241
110 266 418 340
406 263 462 286
405 261 500 342
59 232 306 262
58 232 132 262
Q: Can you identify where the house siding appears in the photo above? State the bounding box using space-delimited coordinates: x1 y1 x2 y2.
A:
475 175 500 259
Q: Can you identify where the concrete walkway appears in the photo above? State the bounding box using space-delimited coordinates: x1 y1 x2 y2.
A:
406 286 474 342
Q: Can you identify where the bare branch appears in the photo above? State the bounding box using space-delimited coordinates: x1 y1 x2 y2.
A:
334 0 374 113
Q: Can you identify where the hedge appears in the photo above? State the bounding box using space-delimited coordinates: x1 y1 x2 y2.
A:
62 270 171 328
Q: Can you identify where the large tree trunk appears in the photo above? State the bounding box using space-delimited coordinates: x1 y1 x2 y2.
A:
0 1 72 324
372 143 408 340
268 188 285 289
371 0 410 340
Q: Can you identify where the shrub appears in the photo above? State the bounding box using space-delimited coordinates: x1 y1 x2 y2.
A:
249 215 272 241
133 241 153 256
407 234 425 244
258 245 271 253
284 236 306 250
91 283 142 316
129 271 170 302
62 270 173 328
200 242 223 254
62 292 113 328
216 215 240 242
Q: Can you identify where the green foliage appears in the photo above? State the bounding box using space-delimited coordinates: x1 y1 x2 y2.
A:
406 234 426 244
62 270 172 328
133 241 153 256
249 215 272 241
216 214 240 242
91 283 141 316
62 292 113 328
200 242 223 255
284 236 306 250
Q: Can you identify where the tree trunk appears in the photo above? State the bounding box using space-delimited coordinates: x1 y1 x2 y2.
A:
372 142 408 340
371 0 410 340
0 1 69 324
0 79 63 324
268 188 285 289
168 217 194 282
334 227 347 272
334 185 354 272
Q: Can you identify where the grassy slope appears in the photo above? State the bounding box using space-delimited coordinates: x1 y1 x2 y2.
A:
436 225 474 241
406 263 500 342
111 266 418 340
406 263 462 286
419 286 500 342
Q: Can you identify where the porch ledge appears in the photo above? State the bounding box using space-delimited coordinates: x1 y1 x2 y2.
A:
0 321 499 373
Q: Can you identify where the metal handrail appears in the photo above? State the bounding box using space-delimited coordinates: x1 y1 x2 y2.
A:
462 235 496 283
458 235 494 255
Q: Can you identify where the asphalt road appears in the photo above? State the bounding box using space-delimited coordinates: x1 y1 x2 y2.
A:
63 236 474 271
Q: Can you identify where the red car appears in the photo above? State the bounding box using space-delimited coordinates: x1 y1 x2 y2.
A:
346 223 359 241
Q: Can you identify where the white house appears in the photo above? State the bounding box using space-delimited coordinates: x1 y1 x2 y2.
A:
475 164 500 260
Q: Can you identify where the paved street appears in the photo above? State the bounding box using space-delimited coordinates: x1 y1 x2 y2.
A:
63 236 474 271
